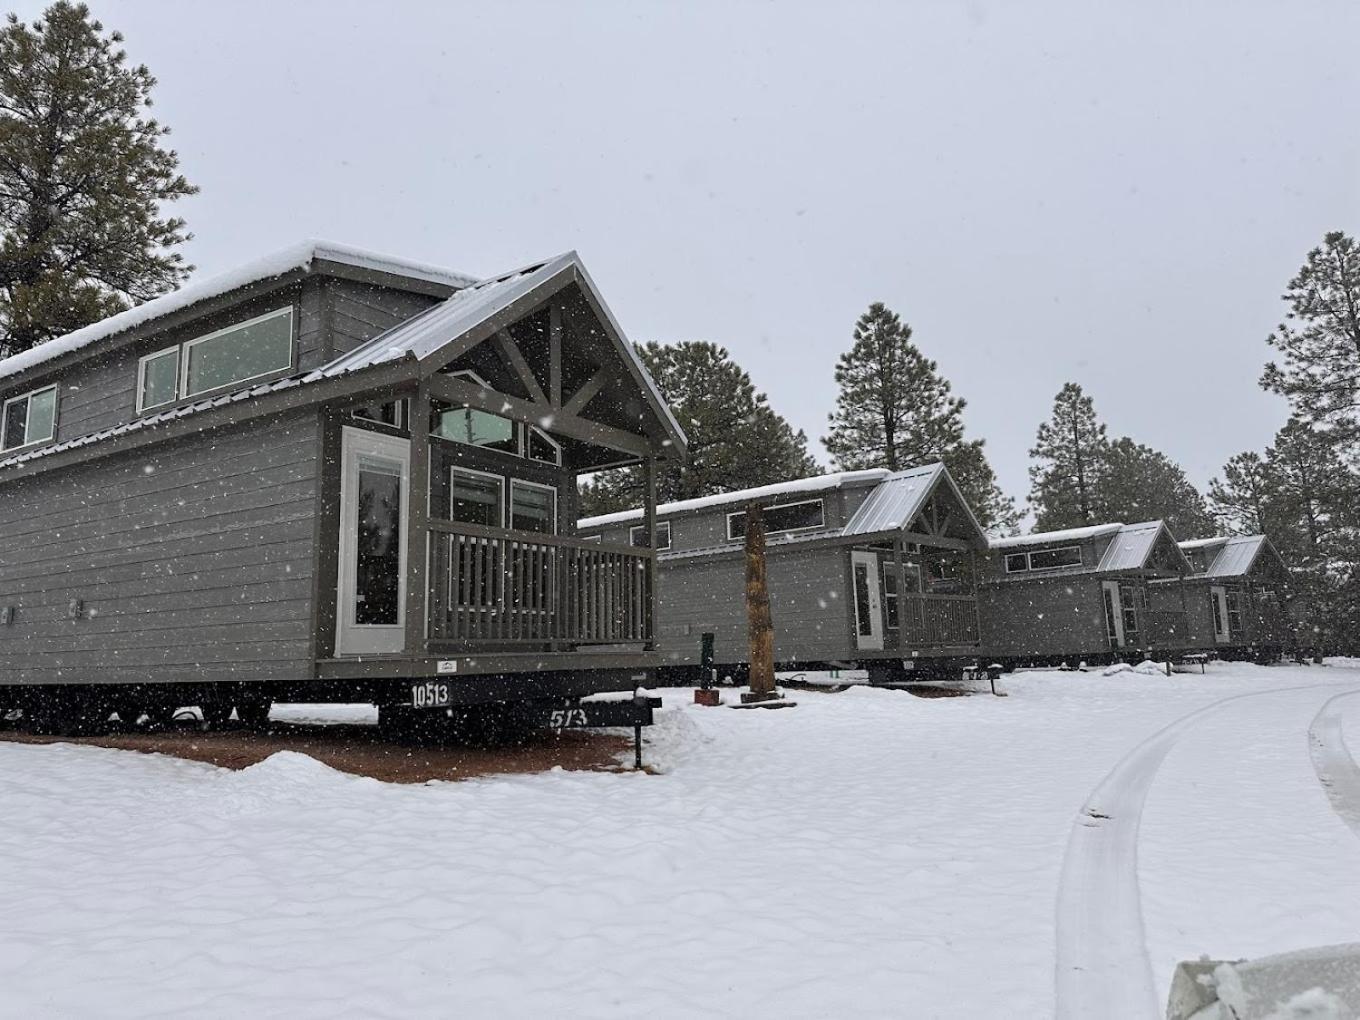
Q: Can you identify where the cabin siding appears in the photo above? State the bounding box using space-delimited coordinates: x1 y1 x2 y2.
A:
324 278 441 359
655 545 853 668
0 410 320 686
979 575 1109 658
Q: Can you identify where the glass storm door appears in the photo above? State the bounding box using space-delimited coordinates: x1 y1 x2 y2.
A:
337 427 410 655
1210 585 1230 643
851 551 885 651
1102 581 1125 648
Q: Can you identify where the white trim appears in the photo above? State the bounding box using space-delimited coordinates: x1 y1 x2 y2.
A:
725 498 826 542
510 477 558 534
851 550 885 651
136 345 180 413
630 520 672 551
449 465 505 528
1005 544 1083 574
336 427 410 656
181 305 294 400
527 424 563 466
1 383 58 452
1102 580 1125 648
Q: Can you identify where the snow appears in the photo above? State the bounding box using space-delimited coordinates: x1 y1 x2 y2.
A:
0 240 477 384
578 469 890 528
990 521 1124 549
2 663 1359 1017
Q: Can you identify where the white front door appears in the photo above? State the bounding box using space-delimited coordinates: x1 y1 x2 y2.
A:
1102 580 1125 648
851 551 885 651
1210 585 1230 643
336 427 410 655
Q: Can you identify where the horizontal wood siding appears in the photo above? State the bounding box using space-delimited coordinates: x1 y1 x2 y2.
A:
0 411 320 686
323 278 441 360
978 577 1109 658
655 545 852 667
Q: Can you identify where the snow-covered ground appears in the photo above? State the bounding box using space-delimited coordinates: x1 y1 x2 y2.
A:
3 662 1360 1018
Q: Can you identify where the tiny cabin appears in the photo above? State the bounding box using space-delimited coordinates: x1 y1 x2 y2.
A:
979 520 1194 667
1147 536 1293 660
577 464 991 681
0 241 684 733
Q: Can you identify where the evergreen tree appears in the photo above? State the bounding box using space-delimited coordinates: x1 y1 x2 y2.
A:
822 301 1019 531
1027 382 1109 530
0 2 195 357
1261 231 1360 463
1207 451 1277 536
1096 437 1215 538
579 341 817 516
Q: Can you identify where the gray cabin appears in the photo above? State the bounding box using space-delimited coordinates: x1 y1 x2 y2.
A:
577 464 991 681
1147 536 1293 660
978 520 1194 666
0 241 684 732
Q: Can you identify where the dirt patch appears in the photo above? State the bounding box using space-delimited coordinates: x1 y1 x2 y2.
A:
0 722 635 783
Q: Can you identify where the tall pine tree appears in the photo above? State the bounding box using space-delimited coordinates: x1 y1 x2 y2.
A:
1097 437 1215 538
0 2 196 357
1027 382 1109 530
579 341 817 516
1207 451 1277 536
1261 231 1360 464
823 301 1018 532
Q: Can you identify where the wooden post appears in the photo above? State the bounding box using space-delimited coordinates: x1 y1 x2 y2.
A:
745 503 776 700
404 382 430 655
643 456 658 650
893 535 906 654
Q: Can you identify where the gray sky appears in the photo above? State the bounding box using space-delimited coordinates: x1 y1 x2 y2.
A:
32 0 1359 504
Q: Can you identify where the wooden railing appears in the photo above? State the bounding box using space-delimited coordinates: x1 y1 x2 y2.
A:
1143 609 1190 649
427 521 652 646
900 594 979 647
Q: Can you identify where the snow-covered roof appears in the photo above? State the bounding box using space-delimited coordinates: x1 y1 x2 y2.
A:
990 523 1123 550
577 470 890 529
840 463 988 545
0 250 682 472
1183 535 1272 579
1177 537 1226 551
1096 520 1171 571
0 240 478 385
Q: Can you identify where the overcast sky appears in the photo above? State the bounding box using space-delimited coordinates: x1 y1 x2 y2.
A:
28 0 1359 504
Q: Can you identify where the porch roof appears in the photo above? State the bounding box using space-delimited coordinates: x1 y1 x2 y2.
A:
841 463 989 546
1181 535 1273 579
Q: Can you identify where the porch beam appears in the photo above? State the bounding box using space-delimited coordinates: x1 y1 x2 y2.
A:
427 371 651 458
494 328 548 406
900 531 972 551
404 380 431 655
563 367 610 416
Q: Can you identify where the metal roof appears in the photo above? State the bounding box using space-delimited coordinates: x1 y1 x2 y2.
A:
1096 520 1175 571
1190 535 1269 578
839 463 989 547
991 523 1123 550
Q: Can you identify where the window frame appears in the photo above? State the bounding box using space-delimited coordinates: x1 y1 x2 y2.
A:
449 465 505 529
526 424 563 466
509 478 558 535
136 345 181 413
180 306 295 400
1004 552 1029 574
725 498 826 542
1 383 59 452
630 520 672 551
1005 545 1082 573
352 398 408 431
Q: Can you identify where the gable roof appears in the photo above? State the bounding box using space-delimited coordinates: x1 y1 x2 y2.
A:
991 520 1191 574
0 249 683 472
0 240 477 386
578 469 888 529
841 463 989 547
1180 535 1278 579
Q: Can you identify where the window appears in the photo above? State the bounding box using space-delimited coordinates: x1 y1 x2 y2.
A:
580 534 602 544
433 405 519 454
1027 546 1082 571
1103 586 1120 644
137 347 179 412
1226 591 1243 635
1211 591 1225 637
1120 584 1141 645
450 468 503 528
1 384 57 451
630 521 672 551
882 563 922 630
726 499 825 541
527 426 562 466
510 480 557 534
924 548 972 595
183 307 293 398
352 400 406 429
1004 552 1029 573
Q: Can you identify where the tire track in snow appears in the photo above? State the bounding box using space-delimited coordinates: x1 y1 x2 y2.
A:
1308 690 1360 841
1054 682 1354 1020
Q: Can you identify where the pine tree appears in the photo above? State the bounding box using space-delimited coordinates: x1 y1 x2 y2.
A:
1261 231 1360 463
579 341 818 516
1028 382 1109 530
823 303 966 471
1096 437 1215 538
1207 452 1277 536
822 301 1020 531
0 2 196 358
